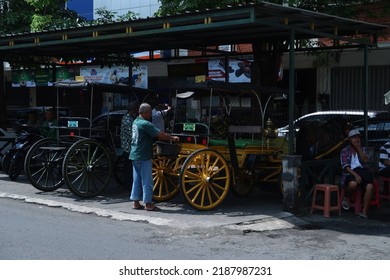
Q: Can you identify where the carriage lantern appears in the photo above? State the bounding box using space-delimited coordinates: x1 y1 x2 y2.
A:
263 118 277 149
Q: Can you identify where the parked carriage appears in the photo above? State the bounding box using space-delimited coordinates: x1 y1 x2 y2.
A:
23 81 144 198
151 82 291 210
21 80 346 209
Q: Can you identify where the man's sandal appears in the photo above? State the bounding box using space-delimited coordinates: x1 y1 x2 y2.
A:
145 206 161 211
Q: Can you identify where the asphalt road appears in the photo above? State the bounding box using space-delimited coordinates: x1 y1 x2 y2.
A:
0 175 390 260
1 182 390 260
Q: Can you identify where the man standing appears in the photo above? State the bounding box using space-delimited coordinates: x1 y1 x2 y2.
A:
120 100 139 193
130 103 179 211
152 103 171 132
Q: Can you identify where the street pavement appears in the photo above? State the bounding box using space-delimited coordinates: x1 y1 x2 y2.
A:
1 173 390 234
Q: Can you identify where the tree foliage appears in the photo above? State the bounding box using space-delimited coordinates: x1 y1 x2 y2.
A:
94 6 139 23
0 0 83 34
0 0 34 34
156 0 379 18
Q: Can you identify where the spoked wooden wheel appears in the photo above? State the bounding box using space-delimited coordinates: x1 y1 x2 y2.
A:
113 155 126 187
231 168 254 196
152 155 185 201
62 139 112 198
24 138 66 192
180 149 230 210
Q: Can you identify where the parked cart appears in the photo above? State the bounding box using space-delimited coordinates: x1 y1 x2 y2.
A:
151 82 288 210
23 81 144 198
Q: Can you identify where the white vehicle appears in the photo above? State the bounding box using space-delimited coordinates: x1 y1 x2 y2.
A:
277 110 382 138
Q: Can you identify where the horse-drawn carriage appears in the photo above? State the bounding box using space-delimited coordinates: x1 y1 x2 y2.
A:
21 80 348 210
150 81 358 210
150 82 291 210
22 81 143 197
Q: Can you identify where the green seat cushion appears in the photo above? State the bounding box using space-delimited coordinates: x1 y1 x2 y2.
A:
209 138 262 148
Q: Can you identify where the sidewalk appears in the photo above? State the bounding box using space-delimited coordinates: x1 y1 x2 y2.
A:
1 173 390 234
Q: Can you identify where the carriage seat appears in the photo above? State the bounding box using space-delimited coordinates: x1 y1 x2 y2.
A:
58 117 91 137
208 138 263 149
229 125 262 141
208 125 263 148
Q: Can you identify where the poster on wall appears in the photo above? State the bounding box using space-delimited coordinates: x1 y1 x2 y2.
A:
131 66 148 89
12 68 75 87
56 67 73 82
208 58 252 83
12 70 36 87
35 69 54 86
80 66 130 85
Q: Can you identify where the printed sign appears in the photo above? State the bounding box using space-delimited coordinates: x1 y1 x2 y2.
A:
208 59 252 83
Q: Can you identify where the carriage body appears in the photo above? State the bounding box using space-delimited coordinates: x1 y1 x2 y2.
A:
151 82 289 210
152 122 286 210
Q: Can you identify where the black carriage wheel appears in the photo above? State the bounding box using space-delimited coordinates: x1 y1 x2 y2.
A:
62 139 112 198
24 138 65 192
2 149 16 175
231 168 255 196
113 155 126 187
8 152 25 181
180 149 230 210
152 155 184 202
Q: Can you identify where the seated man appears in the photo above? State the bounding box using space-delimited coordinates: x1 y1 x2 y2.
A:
41 108 58 139
379 129 390 177
27 110 41 126
340 129 374 218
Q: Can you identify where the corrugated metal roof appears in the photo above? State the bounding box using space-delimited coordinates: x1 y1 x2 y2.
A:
0 1 387 61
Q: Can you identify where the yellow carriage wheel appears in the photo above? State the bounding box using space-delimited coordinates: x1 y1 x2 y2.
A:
180 149 230 210
152 155 184 201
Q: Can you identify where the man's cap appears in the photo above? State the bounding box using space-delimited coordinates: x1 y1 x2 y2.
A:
348 129 361 138
128 100 139 110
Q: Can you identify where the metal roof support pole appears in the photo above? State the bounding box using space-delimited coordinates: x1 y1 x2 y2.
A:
56 86 59 140
0 61 6 129
208 88 213 135
363 44 369 147
224 56 229 83
288 29 295 155
90 85 94 139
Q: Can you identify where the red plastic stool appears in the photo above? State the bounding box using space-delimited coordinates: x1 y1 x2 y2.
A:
378 176 390 202
311 184 341 217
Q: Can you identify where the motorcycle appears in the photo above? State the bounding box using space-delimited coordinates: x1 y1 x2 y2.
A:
2 130 43 181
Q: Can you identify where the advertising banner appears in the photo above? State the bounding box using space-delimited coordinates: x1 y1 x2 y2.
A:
12 70 37 87
56 67 73 82
208 58 252 83
79 65 148 89
80 66 130 85
131 66 148 89
12 68 73 87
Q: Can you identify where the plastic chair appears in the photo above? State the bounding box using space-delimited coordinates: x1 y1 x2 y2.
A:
340 181 380 214
378 176 390 202
311 184 341 217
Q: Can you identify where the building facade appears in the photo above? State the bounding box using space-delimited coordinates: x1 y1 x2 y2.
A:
66 0 160 20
